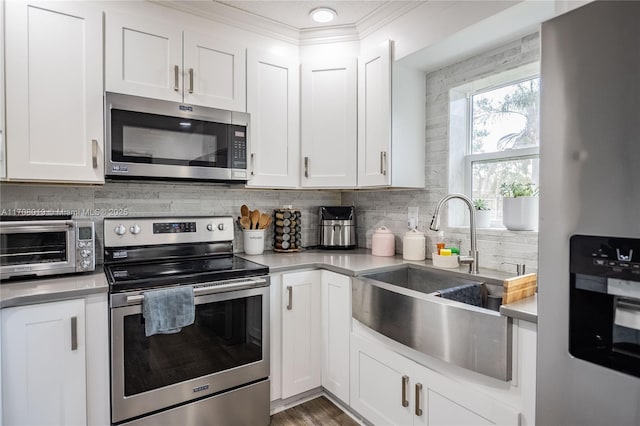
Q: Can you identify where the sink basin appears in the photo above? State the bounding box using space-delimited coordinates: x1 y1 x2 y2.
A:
352 265 512 381
362 266 501 310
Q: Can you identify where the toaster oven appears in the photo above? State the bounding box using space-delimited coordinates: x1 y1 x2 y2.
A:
0 215 95 281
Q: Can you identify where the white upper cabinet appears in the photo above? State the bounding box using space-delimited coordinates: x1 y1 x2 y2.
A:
182 31 246 111
246 50 299 188
106 11 246 111
358 40 425 189
5 0 104 183
301 58 357 188
358 41 391 187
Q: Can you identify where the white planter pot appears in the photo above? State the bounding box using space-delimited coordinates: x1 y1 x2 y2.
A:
475 210 492 228
503 196 539 231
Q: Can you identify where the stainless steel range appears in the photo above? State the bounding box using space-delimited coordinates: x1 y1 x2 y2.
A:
104 216 270 426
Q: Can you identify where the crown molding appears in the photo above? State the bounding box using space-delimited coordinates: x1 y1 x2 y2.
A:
152 1 301 44
356 1 423 39
152 0 418 46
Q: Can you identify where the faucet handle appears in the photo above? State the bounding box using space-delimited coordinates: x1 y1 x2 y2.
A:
502 262 525 276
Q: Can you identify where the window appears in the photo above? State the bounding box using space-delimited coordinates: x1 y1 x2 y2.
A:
448 64 540 228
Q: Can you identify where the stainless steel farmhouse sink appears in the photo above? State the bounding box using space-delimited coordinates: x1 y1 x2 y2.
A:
352 266 512 381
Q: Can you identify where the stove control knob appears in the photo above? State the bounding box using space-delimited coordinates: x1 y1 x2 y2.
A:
207 224 214 231
80 249 91 258
80 260 91 269
130 224 141 235
218 223 225 231
114 224 127 236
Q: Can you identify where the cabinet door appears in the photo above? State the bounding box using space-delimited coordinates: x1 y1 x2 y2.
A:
413 366 520 426
350 334 414 426
105 11 183 102
246 50 300 188
5 1 104 183
2 299 87 426
281 270 321 398
0 0 5 180
301 58 357 188
183 31 246 111
358 41 391 187
321 270 351 404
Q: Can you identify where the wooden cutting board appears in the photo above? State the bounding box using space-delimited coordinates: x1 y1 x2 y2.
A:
502 273 537 304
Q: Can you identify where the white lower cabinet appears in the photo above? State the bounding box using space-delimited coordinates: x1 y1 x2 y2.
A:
350 333 520 426
321 270 351 404
1 299 87 426
281 270 322 398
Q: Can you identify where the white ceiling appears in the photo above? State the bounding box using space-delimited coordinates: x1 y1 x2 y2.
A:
215 1 410 30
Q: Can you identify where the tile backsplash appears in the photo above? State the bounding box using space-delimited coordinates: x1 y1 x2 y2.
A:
0 181 340 262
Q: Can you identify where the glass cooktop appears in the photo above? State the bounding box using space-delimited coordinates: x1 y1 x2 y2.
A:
105 255 269 292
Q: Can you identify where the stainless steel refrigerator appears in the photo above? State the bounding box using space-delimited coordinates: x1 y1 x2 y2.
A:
538 1 640 425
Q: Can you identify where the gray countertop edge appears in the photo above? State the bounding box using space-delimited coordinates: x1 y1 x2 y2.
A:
239 249 538 323
0 285 107 309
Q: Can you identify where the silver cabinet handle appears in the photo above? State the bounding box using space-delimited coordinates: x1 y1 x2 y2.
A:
415 383 423 416
382 151 388 176
250 153 255 176
380 151 384 174
189 68 194 94
174 65 180 92
286 286 293 310
91 139 98 169
401 375 409 407
304 157 309 178
71 316 78 351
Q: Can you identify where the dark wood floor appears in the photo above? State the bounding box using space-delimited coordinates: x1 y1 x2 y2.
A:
270 396 359 426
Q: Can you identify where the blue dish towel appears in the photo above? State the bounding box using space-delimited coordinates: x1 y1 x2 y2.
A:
142 287 195 337
439 283 483 307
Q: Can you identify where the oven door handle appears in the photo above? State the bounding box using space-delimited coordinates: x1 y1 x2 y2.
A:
124 278 268 304
0 223 72 233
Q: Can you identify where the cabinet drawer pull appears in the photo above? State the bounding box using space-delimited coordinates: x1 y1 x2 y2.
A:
415 383 423 416
304 157 309 178
286 286 293 310
71 316 78 351
174 65 180 92
189 68 194 94
401 375 409 407
91 139 98 169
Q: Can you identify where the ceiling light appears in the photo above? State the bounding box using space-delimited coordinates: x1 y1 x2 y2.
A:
310 7 337 23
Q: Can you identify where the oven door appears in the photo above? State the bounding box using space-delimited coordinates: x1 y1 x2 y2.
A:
105 92 248 181
0 221 76 280
110 284 269 424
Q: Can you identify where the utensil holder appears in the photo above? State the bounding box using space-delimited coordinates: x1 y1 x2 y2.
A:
243 229 265 255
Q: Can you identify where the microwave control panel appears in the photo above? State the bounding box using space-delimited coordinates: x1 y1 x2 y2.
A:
230 125 247 169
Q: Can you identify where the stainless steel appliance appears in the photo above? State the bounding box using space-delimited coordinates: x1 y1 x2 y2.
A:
0 215 95 280
318 206 356 249
538 2 640 425
104 216 270 425
105 92 250 182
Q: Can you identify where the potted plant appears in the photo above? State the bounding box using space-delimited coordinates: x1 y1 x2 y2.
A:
473 198 492 228
499 181 539 231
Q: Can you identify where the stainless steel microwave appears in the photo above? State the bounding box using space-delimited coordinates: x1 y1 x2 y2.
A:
105 92 249 181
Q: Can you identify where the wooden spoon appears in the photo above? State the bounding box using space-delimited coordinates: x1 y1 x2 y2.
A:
239 216 251 230
258 213 270 229
240 204 250 218
250 209 260 230
264 215 272 229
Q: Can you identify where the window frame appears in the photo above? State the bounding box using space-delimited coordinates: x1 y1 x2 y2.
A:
447 64 541 229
